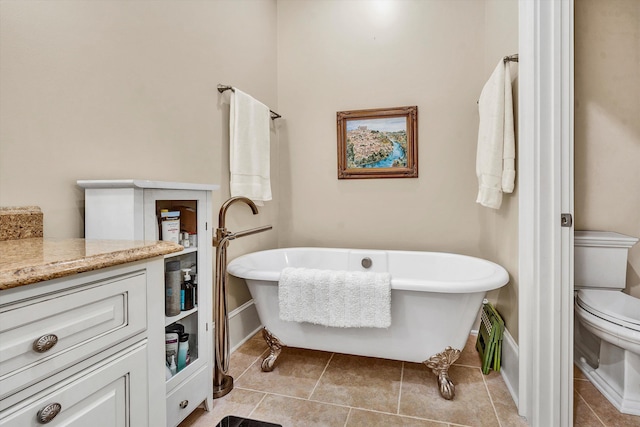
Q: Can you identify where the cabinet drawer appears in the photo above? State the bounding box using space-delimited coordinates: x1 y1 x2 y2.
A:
166 365 209 427
0 341 148 427
0 271 147 396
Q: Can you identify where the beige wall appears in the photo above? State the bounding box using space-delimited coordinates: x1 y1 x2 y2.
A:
1 0 522 332
277 0 520 338
0 0 279 309
482 0 520 340
575 0 640 298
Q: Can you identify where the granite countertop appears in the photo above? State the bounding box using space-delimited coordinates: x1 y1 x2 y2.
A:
0 238 182 290
0 206 43 241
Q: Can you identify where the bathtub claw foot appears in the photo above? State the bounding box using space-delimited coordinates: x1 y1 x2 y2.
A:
261 327 284 372
423 346 461 400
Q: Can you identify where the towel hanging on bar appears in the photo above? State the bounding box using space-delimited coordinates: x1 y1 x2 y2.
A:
477 54 518 104
475 58 516 209
228 87 273 205
217 84 281 120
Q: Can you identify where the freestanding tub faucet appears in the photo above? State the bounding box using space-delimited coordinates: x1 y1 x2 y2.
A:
213 196 272 399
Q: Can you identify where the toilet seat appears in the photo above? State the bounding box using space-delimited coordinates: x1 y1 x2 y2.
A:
576 290 640 332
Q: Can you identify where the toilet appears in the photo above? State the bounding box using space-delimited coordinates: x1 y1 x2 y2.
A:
574 230 640 416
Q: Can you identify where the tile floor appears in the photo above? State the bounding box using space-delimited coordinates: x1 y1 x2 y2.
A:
180 332 640 427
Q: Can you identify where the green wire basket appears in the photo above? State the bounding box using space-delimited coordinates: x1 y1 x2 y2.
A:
476 299 505 374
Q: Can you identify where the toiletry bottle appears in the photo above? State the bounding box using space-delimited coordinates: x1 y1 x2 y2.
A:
177 333 189 371
165 332 179 367
165 261 181 316
190 264 198 306
181 232 190 248
192 275 197 307
169 355 177 376
180 276 185 311
182 269 194 311
165 323 184 336
160 209 181 243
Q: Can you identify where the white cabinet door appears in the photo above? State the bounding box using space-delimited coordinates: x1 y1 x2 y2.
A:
0 271 147 397
0 342 148 427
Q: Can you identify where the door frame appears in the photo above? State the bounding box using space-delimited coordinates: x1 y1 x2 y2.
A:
518 0 574 426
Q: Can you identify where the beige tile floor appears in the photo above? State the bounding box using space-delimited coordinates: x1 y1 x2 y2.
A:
573 366 640 427
180 333 640 427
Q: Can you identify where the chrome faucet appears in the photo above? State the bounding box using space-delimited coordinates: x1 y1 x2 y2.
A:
213 196 272 399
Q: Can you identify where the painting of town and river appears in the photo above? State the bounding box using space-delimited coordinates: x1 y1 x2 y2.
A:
337 106 418 179
346 117 408 169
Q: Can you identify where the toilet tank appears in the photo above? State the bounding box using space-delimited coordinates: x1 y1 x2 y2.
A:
574 231 638 290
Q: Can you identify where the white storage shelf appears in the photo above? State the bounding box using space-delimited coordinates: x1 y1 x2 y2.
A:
166 307 199 327
170 246 198 257
78 180 217 427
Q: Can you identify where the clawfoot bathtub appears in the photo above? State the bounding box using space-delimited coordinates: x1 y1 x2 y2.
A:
227 247 508 399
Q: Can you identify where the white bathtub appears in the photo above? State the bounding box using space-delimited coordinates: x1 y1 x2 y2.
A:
227 247 509 364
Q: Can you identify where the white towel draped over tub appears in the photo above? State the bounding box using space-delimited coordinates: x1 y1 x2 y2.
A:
476 59 516 209
278 267 391 328
229 88 272 205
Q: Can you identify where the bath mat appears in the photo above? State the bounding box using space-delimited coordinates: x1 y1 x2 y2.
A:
215 415 282 427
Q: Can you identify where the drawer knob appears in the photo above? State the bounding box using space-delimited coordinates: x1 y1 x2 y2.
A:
37 402 62 423
33 334 58 353
179 400 189 409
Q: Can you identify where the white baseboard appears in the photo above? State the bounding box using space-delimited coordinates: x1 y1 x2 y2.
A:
500 328 520 408
228 300 262 352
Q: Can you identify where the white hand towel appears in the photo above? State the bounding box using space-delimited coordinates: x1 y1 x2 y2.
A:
278 267 391 328
230 88 272 204
476 60 516 209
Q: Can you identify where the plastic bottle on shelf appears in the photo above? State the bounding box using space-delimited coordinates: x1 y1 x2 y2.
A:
160 209 180 243
180 278 185 311
165 323 184 336
182 269 194 311
190 264 198 306
192 276 197 307
165 332 179 367
168 355 177 376
177 333 189 371
181 232 190 248
165 261 181 316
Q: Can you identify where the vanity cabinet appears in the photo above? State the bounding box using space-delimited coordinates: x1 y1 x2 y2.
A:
0 259 165 427
78 180 218 427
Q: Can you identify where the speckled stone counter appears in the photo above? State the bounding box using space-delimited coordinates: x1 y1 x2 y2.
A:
0 238 182 290
0 206 43 241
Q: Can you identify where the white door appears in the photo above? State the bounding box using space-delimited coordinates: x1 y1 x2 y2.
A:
518 0 574 426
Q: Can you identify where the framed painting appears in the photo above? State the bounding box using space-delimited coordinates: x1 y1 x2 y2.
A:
337 106 418 179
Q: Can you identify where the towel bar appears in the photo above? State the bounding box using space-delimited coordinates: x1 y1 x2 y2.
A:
217 84 281 120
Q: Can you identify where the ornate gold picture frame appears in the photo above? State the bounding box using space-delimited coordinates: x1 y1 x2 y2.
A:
337 106 418 179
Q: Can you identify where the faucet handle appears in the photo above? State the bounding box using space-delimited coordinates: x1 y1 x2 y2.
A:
213 228 226 246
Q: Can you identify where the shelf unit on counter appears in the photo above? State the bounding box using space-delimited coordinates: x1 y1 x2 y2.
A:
78 179 219 427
